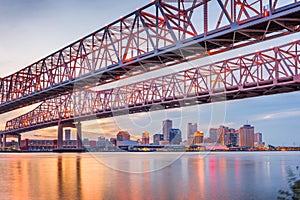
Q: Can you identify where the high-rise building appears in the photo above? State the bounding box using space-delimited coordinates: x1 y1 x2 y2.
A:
209 128 218 142
153 134 164 145
65 129 71 141
142 132 150 144
254 132 263 146
224 128 237 146
239 124 254 147
163 119 172 142
169 128 182 145
193 131 204 145
116 131 130 141
187 123 197 145
227 129 238 147
217 125 229 145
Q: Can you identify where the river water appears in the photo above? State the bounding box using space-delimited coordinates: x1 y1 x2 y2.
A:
0 151 299 200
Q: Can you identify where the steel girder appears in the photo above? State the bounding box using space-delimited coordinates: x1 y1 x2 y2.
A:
0 0 300 114
3 39 300 134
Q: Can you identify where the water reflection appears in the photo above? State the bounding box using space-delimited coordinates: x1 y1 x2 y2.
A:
0 152 299 200
57 155 82 200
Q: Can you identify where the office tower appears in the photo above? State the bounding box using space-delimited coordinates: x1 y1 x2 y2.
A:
153 134 164 145
254 132 263 146
187 123 197 145
209 128 218 142
217 125 229 145
142 132 150 144
163 119 172 142
193 131 204 145
239 124 254 147
65 129 71 140
227 129 238 147
169 128 182 145
116 131 131 141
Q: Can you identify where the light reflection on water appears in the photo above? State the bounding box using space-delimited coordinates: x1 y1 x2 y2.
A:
0 152 299 200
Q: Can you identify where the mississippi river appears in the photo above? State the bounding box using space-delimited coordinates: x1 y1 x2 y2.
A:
0 151 299 200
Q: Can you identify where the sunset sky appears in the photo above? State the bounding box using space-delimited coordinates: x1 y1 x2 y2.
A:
0 0 300 146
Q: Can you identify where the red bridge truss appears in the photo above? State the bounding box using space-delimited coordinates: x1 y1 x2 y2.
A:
0 0 300 114
4 39 300 134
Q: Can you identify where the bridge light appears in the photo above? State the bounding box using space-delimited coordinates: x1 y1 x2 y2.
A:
124 57 132 62
263 9 269 17
236 2 243 7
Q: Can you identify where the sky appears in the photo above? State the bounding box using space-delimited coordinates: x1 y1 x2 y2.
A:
0 0 300 146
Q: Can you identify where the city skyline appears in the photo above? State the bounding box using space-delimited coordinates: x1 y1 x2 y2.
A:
0 0 299 146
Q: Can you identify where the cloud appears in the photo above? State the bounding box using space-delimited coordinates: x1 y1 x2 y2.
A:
254 109 300 121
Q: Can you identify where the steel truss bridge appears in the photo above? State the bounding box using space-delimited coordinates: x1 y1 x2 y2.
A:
4 39 300 134
0 0 300 148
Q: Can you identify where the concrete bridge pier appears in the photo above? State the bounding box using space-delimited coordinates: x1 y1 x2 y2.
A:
0 134 3 149
57 124 64 149
56 122 83 150
17 134 21 150
76 122 83 150
2 134 6 150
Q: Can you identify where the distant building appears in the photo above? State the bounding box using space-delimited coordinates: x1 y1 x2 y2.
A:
20 139 77 151
169 128 182 145
193 131 204 145
97 136 106 147
116 131 130 141
187 123 197 145
65 129 71 141
226 129 238 147
217 125 229 145
110 138 117 146
83 138 89 146
223 128 238 146
204 137 214 143
254 132 263 146
163 119 172 143
141 132 150 144
153 134 164 145
117 140 139 150
209 128 218 143
239 124 254 147
89 140 97 147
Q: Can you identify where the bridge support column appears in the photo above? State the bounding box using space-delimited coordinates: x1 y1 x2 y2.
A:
0 134 2 149
3 134 6 150
57 124 63 149
17 135 21 150
76 122 82 149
